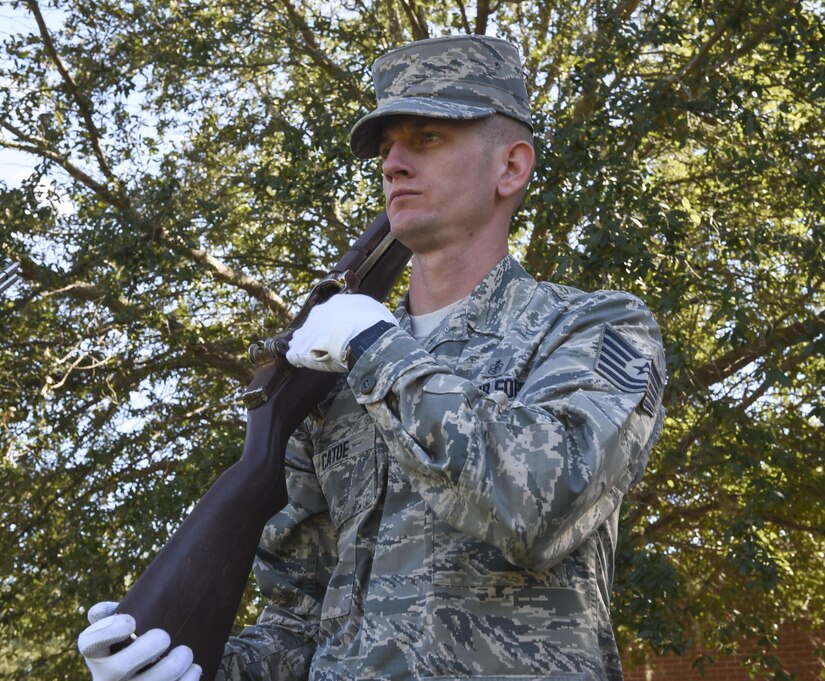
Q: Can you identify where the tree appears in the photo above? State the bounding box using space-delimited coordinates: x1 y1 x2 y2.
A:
0 0 822 678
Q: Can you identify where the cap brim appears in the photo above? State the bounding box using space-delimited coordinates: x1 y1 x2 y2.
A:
349 97 496 159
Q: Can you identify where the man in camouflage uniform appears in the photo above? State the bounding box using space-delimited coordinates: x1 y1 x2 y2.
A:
78 35 665 681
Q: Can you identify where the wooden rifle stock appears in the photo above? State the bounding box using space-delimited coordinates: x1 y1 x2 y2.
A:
115 211 410 680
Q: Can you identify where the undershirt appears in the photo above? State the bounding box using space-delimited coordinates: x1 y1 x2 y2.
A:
409 298 464 341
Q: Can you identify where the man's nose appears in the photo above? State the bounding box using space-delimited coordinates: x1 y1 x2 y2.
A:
382 143 412 181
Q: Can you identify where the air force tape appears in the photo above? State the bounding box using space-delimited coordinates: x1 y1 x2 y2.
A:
595 325 663 417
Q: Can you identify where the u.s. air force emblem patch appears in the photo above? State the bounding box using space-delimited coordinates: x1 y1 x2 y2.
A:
595 325 663 417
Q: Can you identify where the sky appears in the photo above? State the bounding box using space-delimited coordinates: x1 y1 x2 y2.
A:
0 2 57 188
0 147 36 187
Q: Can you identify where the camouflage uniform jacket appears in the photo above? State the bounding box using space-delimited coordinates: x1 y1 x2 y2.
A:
219 255 666 681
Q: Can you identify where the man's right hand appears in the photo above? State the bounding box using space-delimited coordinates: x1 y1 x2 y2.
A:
78 602 202 681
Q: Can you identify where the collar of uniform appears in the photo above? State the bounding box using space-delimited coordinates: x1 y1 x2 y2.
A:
395 255 536 343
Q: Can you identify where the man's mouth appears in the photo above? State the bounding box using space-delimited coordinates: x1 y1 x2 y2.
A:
389 189 420 205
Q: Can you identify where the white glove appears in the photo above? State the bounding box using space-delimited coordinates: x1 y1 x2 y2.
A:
286 293 398 372
78 601 202 681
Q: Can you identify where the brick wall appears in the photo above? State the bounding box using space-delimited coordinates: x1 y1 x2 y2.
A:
622 628 824 680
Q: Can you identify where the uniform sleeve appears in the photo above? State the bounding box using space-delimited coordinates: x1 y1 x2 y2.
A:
216 422 334 681
347 289 666 570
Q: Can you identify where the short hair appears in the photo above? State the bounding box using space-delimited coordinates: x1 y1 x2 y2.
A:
478 114 534 152
478 114 535 206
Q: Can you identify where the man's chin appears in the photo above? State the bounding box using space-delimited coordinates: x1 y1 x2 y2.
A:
387 212 430 244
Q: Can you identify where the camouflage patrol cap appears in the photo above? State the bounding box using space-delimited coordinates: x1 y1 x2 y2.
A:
350 35 532 158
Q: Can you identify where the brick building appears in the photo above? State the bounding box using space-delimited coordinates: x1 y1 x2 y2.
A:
623 627 823 680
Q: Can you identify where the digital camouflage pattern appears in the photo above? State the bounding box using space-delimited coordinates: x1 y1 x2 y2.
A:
217 256 666 681
350 35 533 158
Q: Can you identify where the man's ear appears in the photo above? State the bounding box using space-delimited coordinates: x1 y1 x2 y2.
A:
496 140 535 200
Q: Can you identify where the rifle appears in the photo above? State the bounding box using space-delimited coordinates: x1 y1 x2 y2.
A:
1 261 21 296
114 211 410 680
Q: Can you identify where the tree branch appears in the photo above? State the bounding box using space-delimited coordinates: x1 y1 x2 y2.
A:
629 497 825 547
3 129 291 322
760 514 825 538
660 0 748 90
0 128 130 211
655 340 816 481
453 0 472 35
719 0 798 70
684 310 825 396
398 0 430 40
17 258 251 379
629 501 723 545
25 0 116 183
177 244 291 320
475 0 491 35
620 0 758 161
280 0 362 97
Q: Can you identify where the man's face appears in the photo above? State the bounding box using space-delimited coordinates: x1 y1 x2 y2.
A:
378 116 500 253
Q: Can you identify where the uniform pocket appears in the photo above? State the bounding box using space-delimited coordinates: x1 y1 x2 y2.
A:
314 425 377 529
314 421 382 622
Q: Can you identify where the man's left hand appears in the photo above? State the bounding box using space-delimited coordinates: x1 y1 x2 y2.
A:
286 294 398 372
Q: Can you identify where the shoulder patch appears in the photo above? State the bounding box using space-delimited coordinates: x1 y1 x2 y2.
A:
595 325 663 417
